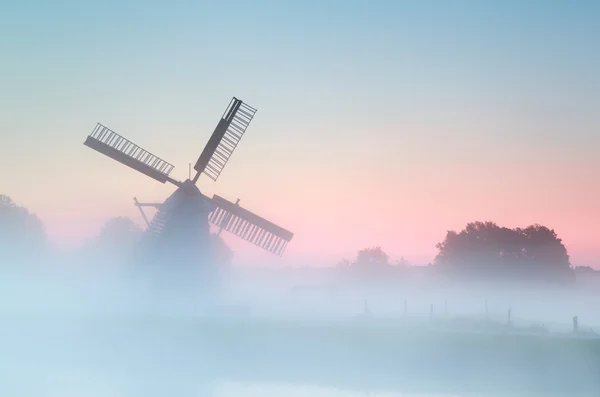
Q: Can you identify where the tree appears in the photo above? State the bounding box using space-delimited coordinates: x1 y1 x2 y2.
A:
434 221 574 285
355 246 389 268
394 256 410 267
574 266 600 288
518 224 572 281
334 246 397 283
0 194 48 262
82 217 235 273
97 216 142 247
335 258 352 269
80 216 142 266
574 266 599 275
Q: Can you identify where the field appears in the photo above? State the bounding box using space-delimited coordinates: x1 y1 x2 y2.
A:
2 268 599 395
4 312 599 395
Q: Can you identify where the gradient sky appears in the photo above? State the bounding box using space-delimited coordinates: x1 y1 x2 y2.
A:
1 0 599 268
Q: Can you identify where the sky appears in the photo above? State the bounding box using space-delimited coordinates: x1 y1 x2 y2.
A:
1 0 599 268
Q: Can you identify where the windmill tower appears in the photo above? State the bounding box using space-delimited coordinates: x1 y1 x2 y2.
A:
83 97 294 294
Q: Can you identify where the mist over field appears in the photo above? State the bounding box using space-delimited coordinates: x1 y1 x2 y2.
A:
3 252 599 326
1 195 600 397
2 248 600 396
3 0 600 394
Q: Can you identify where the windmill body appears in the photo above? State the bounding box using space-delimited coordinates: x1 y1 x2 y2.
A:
84 97 294 299
139 181 214 285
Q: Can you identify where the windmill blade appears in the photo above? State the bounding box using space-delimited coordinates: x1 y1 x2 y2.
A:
193 97 257 182
84 123 180 186
207 194 293 256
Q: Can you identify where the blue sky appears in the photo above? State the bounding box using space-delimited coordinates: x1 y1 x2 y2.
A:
2 0 598 147
1 0 599 266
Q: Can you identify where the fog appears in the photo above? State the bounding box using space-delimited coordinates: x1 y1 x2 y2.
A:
1 254 599 397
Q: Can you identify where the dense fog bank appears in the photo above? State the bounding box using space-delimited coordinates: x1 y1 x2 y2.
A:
1 256 599 336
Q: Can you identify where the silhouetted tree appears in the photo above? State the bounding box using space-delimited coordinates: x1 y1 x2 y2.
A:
356 246 389 268
0 194 48 262
81 216 142 267
335 258 352 269
434 221 574 285
394 256 410 267
84 217 235 273
334 246 400 284
98 216 142 247
574 266 599 275
574 266 600 288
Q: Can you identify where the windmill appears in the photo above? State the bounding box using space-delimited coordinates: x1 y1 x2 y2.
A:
83 97 294 289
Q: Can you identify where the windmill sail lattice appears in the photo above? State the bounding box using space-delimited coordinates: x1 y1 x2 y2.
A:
84 123 178 185
85 96 294 260
208 195 293 256
194 98 257 182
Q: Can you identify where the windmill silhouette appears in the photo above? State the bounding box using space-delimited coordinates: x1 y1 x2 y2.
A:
83 97 294 286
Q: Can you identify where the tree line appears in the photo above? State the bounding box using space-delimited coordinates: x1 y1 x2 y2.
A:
0 194 233 268
0 195 48 263
338 221 595 286
1 194 597 286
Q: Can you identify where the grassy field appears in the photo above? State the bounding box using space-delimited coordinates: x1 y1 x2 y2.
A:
189 316 600 394
3 312 600 395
